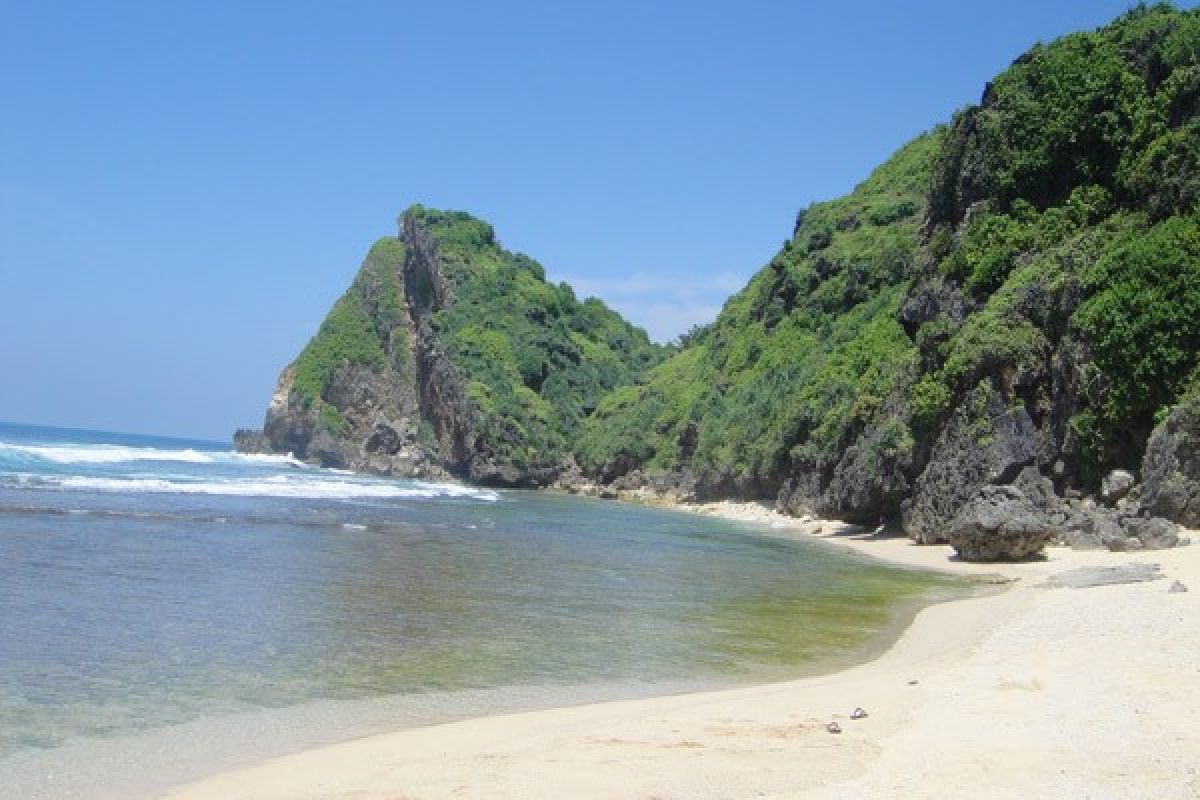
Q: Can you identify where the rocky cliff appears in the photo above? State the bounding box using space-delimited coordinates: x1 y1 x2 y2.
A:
572 4 1200 558
241 5 1200 561
237 207 664 486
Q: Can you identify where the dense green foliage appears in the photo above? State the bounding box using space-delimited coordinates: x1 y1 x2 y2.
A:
285 5 1199 494
290 237 409 432
918 3 1200 481
408 206 666 471
930 5 1200 224
1072 211 1200 472
579 3 1200 497
578 132 939 487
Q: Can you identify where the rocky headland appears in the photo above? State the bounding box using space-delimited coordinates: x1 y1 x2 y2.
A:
239 5 1200 561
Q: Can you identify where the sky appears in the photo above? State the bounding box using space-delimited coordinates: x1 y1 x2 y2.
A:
1 0 1189 440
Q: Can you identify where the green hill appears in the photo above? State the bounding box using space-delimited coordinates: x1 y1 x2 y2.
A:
240 4 1200 555
575 3 1200 545
244 206 663 486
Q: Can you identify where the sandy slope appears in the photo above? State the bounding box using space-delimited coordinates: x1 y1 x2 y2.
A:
164 505 1200 800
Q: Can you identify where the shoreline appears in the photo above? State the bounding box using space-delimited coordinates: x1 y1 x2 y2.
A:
164 500 1200 800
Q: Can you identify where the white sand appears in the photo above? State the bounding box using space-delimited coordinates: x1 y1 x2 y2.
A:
164 503 1200 800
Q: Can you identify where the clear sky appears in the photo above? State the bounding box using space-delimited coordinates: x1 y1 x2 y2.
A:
1 1 1187 440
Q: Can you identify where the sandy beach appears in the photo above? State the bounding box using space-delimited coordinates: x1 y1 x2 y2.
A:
164 503 1200 800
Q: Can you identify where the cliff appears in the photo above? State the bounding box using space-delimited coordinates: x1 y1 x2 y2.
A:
573 4 1200 557
241 4 1200 559
237 207 664 486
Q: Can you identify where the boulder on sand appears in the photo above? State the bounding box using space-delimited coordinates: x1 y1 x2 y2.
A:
946 484 1054 562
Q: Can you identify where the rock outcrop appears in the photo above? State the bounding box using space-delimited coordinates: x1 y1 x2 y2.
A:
237 8 1200 565
237 207 663 485
1138 393 1200 527
903 385 1038 543
397 211 479 479
946 484 1055 562
1101 469 1136 505
942 465 1183 560
232 428 270 454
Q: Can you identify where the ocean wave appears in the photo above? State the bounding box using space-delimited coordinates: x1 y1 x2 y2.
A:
12 472 499 502
0 442 218 465
225 452 306 467
0 441 309 469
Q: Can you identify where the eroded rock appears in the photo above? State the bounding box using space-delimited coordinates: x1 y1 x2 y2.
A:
946 484 1054 561
1139 393 1200 527
1119 516 1181 550
1101 469 1136 505
904 385 1038 544
232 428 270 454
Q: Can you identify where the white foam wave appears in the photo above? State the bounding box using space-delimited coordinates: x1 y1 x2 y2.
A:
226 452 306 467
1 443 217 465
0 441 311 469
37 474 499 501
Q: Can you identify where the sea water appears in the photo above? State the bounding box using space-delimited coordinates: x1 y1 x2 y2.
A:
0 421 959 798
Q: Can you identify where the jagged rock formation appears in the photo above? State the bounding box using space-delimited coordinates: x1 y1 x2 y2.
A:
238 207 663 486
248 235 434 476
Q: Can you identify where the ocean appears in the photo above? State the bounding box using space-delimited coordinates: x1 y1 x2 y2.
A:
0 421 957 798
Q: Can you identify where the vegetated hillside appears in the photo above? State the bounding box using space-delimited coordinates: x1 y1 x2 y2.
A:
577 132 937 508
238 206 664 486
240 4 1200 557
577 3 1200 550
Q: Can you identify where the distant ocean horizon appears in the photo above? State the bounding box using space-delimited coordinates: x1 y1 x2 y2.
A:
0 420 959 799
0 420 228 446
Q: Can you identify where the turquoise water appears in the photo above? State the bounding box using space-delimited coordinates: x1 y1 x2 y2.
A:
0 421 958 798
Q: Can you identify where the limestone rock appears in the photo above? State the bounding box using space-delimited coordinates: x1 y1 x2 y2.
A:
904 385 1038 544
1138 393 1200 527
364 421 403 455
1101 469 1136 505
946 484 1054 561
815 422 914 524
307 428 349 469
1118 516 1181 550
232 428 270 454
1059 511 1126 551
897 277 967 339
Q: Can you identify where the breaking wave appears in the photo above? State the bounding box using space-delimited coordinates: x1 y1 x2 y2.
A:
7 473 499 502
0 441 305 468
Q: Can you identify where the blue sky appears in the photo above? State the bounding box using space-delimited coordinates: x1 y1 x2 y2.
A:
1 1 1186 440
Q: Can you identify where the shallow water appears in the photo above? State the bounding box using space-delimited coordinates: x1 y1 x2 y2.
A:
0 421 961 798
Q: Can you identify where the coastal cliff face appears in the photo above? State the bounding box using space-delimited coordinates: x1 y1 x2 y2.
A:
573 5 1200 557
240 5 1200 559
237 207 664 486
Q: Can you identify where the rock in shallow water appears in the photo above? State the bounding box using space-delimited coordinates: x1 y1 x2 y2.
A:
232 428 271 454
